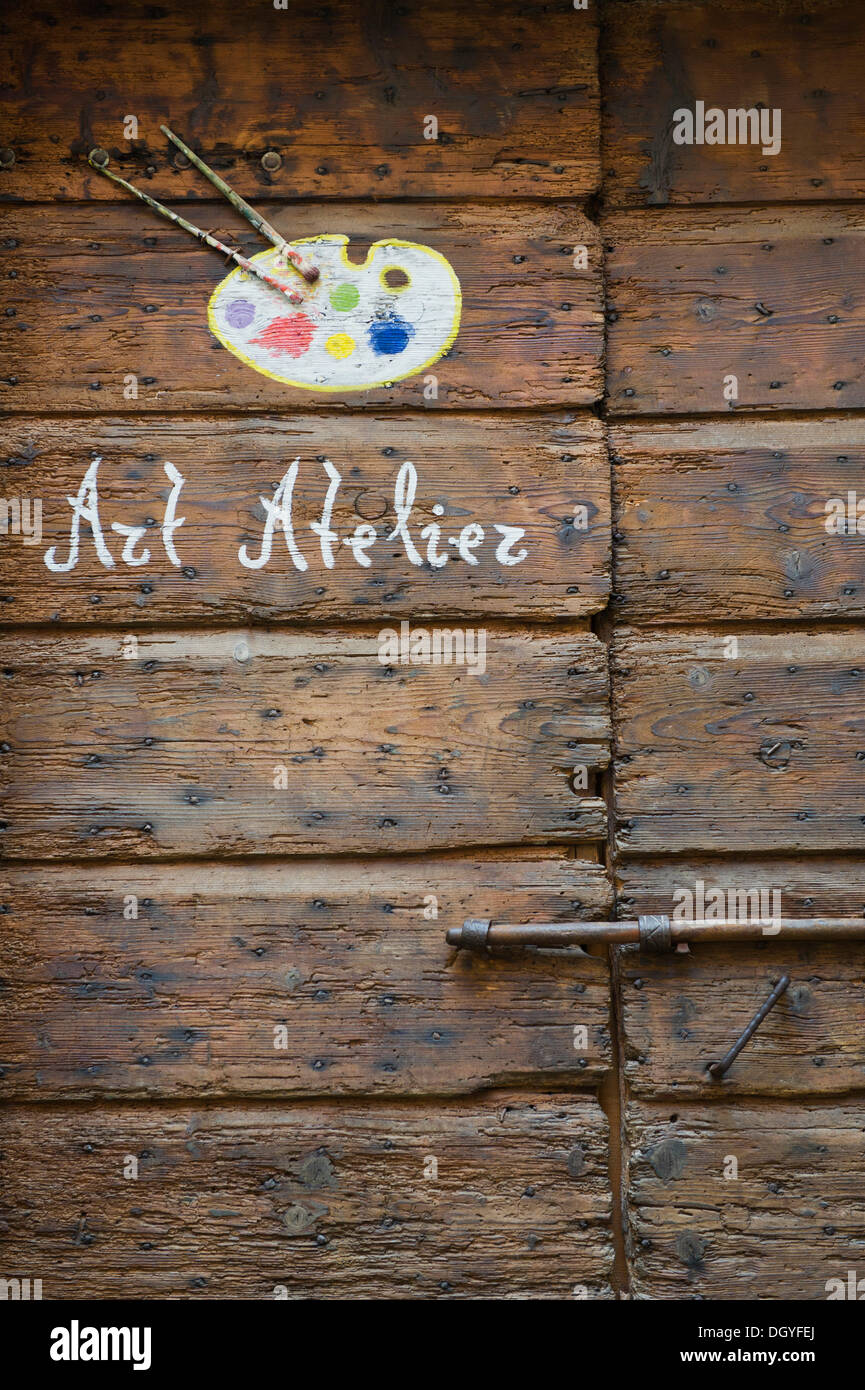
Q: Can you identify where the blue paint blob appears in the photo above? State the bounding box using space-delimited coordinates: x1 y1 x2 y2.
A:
226 298 256 329
368 313 414 356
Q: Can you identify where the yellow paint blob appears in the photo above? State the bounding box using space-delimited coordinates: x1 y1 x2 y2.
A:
325 332 356 359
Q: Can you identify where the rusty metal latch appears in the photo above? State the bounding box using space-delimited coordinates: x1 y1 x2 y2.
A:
706 975 791 1080
446 914 865 952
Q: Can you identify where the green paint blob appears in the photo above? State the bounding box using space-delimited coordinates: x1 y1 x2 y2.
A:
330 281 360 312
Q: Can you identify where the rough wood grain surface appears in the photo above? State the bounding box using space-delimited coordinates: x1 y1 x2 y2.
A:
0 853 612 1100
616 858 865 1098
619 943 865 1101
8 0 865 1306
605 206 865 414
0 627 609 859
0 201 603 411
604 0 865 208
611 418 865 624
618 854 865 923
0 0 599 203
613 626 865 855
0 413 611 623
628 1102 865 1299
0 1094 613 1299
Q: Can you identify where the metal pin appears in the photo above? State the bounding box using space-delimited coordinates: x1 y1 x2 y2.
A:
707 975 791 1080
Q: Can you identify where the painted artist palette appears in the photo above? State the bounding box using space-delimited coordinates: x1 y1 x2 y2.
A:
208 234 461 391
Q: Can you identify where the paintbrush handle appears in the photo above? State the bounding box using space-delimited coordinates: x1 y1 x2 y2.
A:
88 159 304 305
160 125 319 284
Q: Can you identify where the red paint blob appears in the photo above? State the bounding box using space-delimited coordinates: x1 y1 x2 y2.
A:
250 313 315 358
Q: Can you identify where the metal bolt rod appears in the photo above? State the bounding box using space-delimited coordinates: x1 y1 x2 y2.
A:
706 975 791 1080
446 917 865 950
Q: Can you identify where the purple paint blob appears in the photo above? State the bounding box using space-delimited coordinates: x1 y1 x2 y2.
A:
225 298 256 329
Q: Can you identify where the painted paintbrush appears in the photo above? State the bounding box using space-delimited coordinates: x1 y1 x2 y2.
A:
160 125 320 284
88 156 306 305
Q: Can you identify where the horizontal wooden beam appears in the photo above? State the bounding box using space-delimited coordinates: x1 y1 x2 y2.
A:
617 856 865 1098
629 1101 865 1299
0 413 610 623
621 949 865 1100
0 853 612 1099
0 201 603 411
0 1093 613 1298
0 0 600 202
611 418 865 623
613 626 865 854
0 627 610 858
604 0 865 208
605 207 865 414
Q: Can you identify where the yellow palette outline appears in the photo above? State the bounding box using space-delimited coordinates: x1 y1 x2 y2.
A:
207 234 461 392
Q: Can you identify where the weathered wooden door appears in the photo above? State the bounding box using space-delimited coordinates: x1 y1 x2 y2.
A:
0 0 615 1299
2 0 864 1304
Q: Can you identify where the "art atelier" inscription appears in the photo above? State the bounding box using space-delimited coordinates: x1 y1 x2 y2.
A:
43 457 532 577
